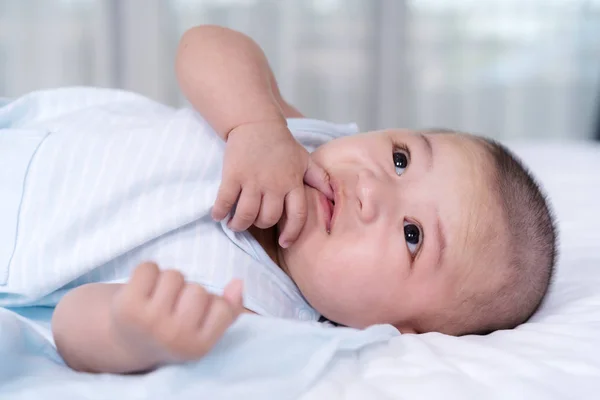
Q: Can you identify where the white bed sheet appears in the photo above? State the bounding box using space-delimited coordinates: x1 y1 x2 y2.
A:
302 141 600 400
1 141 598 400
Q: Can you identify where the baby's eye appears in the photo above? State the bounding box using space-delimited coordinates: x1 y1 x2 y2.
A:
403 222 422 255
393 149 409 176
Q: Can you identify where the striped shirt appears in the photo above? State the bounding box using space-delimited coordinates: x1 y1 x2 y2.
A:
0 87 358 322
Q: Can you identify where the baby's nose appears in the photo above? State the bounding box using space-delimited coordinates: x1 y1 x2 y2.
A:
355 170 381 224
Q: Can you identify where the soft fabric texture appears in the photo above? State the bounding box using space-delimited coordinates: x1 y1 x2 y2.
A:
0 307 399 400
0 87 359 324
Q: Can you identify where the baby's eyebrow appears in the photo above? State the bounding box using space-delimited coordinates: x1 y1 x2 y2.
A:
434 209 447 269
417 133 434 170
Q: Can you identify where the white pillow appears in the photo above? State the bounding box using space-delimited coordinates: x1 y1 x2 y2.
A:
508 140 600 256
507 140 600 317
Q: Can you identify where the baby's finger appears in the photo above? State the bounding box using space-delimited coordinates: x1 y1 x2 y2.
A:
278 187 307 248
149 270 185 315
114 262 160 314
304 159 333 200
127 262 160 299
212 181 241 221
174 283 211 331
254 193 284 229
228 187 261 232
222 279 244 311
193 296 239 357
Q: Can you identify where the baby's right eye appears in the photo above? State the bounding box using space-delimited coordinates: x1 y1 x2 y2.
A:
393 146 410 176
403 222 422 255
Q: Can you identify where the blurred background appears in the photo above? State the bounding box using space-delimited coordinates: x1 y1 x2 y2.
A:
0 0 599 140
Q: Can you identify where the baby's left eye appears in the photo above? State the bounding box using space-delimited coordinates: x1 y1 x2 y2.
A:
403 222 422 255
393 150 409 176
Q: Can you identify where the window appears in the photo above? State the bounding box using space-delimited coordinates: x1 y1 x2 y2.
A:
1 0 598 139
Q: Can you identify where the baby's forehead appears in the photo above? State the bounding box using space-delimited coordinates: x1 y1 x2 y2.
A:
427 134 504 270
385 129 484 155
382 128 498 212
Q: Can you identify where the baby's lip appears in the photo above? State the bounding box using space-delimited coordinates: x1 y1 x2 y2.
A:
329 177 340 232
318 191 334 232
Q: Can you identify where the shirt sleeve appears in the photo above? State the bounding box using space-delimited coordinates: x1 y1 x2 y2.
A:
286 118 360 153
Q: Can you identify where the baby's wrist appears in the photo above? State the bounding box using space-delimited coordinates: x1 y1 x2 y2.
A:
226 118 290 142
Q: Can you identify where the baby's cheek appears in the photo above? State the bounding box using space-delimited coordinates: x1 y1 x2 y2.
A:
326 252 393 293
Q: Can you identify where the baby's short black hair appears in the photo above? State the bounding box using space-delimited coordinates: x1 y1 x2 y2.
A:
420 130 558 335
471 137 557 334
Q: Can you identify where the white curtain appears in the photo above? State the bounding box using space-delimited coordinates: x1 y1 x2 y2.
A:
1 0 599 139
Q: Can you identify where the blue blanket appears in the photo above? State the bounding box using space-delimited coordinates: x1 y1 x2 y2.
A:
0 307 398 399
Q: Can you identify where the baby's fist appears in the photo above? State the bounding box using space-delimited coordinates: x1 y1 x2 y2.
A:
111 262 243 364
212 121 333 248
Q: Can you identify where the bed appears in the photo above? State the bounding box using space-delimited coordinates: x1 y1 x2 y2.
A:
1 140 599 400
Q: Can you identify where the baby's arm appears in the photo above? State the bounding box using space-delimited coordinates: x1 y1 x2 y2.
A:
175 24 302 139
176 25 334 244
52 262 243 373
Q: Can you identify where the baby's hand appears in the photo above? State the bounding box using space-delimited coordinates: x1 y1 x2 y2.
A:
111 262 243 365
212 121 333 247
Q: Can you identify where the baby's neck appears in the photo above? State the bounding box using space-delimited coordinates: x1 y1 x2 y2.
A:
248 226 289 275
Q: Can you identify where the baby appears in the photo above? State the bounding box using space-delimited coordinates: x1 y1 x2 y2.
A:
0 26 556 374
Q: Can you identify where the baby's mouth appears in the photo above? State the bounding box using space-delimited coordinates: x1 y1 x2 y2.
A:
326 178 339 233
326 199 335 233
319 190 335 234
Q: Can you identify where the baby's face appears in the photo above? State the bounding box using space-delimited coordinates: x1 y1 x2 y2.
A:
280 130 495 332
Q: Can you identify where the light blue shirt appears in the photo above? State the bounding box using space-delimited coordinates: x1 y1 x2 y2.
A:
0 87 359 322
